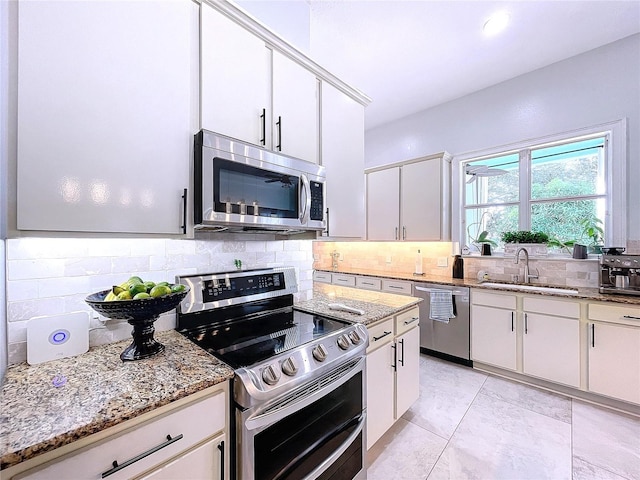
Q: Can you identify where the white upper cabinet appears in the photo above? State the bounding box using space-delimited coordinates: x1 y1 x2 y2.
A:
17 0 197 234
320 82 365 238
272 51 319 163
366 154 451 241
200 2 270 147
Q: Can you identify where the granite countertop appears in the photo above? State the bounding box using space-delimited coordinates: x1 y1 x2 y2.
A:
314 268 640 306
295 283 422 326
0 330 234 470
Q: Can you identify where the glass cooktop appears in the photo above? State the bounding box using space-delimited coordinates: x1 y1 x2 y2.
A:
182 308 349 369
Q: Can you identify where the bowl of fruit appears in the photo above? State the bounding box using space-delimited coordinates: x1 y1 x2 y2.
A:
85 276 190 361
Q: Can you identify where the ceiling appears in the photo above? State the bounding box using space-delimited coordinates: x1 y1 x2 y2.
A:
302 1 640 130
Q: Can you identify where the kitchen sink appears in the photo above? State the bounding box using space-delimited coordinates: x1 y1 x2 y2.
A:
480 282 579 295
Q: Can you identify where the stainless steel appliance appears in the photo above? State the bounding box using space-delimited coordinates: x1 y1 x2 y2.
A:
413 283 471 366
176 267 368 480
194 130 326 234
599 253 640 296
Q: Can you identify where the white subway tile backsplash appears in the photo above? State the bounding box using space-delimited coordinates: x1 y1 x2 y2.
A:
5 236 315 366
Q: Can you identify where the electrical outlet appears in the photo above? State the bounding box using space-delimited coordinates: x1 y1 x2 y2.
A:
386 255 392 263
313 253 320 260
339 253 344 261
437 257 448 267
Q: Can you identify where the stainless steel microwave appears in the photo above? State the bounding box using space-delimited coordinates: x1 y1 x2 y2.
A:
194 130 326 234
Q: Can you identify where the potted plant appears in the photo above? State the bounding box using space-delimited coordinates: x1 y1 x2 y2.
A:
466 212 497 255
580 217 604 254
501 230 550 256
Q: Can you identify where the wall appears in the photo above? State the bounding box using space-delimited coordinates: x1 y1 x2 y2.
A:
365 34 640 241
5 235 314 366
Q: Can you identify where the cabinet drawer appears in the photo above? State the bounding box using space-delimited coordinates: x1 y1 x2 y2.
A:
523 296 580 319
332 273 356 287
366 318 394 353
356 276 382 291
471 290 516 309
313 271 332 283
382 279 412 296
395 307 420 336
17 391 226 480
588 303 640 323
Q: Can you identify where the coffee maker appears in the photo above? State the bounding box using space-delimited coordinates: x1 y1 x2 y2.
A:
599 252 640 296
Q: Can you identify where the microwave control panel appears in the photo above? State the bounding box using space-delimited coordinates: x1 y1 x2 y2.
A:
310 181 324 221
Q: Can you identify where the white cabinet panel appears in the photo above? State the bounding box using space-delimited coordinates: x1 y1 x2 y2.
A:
366 167 400 241
588 322 640 405
401 160 443 240
17 0 196 234
366 341 395 449
272 50 318 163
201 2 270 146
321 82 365 238
523 313 580 388
471 304 517 370
395 326 420 419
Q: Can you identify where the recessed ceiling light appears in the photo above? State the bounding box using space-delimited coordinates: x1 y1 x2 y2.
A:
483 11 510 36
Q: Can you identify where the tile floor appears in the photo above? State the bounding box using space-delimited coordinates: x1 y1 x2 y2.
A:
367 354 640 480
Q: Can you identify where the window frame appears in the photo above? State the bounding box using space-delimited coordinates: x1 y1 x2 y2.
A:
452 119 627 251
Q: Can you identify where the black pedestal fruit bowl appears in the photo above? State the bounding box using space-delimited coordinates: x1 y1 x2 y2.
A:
85 288 189 361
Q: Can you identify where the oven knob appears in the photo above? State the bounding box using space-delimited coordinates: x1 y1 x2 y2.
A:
337 335 350 350
312 344 328 362
281 357 298 376
262 364 281 386
348 330 362 345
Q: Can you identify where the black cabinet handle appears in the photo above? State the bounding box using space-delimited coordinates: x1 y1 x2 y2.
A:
591 323 595 348
260 108 266 145
276 116 282 151
623 315 640 320
181 188 187 234
524 313 528 334
391 343 397 372
218 440 225 480
404 317 419 325
373 331 392 341
325 208 330 236
102 434 183 478
399 338 405 366
395 227 398 240
403 226 406 240
511 311 514 332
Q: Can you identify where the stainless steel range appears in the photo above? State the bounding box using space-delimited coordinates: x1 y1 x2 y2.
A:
176 267 368 480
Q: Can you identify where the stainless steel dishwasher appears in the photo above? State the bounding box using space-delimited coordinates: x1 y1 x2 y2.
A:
413 283 471 366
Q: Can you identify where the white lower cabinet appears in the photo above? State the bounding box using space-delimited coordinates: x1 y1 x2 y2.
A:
471 291 517 371
366 307 420 449
522 297 581 388
10 387 228 480
588 320 640 405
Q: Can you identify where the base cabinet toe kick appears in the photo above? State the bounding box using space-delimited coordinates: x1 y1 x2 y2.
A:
470 289 640 413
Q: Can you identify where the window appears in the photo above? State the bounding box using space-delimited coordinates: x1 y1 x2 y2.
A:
456 121 627 254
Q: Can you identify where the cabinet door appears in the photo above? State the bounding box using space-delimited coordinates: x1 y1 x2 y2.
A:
471 305 517 370
17 0 196 234
137 434 225 480
366 168 400 240
395 327 420 419
401 160 443 240
366 342 395 449
201 2 270 146
320 82 365 238
588 322 640 405
523 313 580 388
272 50 318 163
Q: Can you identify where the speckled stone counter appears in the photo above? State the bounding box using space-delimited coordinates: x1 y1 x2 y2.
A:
0 330 234 470
295 283 421 325
314 268 640 306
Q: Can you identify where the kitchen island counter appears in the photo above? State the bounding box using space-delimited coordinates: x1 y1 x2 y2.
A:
295 282 421 326
0 330 234 470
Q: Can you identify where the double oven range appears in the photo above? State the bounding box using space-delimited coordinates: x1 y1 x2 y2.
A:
176 267 368 480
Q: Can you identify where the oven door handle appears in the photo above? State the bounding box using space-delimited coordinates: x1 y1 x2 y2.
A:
245 357 364 431
279 412 366 480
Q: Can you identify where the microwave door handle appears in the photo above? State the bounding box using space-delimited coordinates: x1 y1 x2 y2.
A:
299 174 311 223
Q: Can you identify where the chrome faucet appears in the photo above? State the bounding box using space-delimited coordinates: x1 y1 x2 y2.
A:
514 247 539 283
